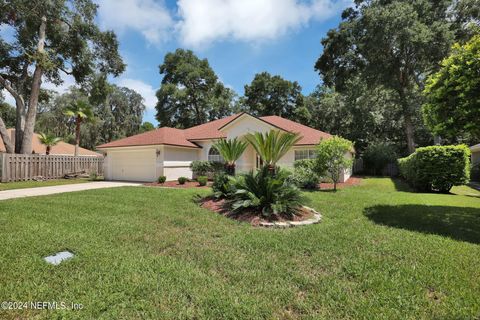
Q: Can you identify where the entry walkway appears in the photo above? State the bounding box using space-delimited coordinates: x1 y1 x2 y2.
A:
0 181 141 201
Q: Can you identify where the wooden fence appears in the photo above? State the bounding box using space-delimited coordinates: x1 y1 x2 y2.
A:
353 158 398 176
0 154 104 182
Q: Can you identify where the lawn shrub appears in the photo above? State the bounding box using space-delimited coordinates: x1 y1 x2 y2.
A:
157 175 167 184
363 142 397 175
212 172 236 198
190 160 224 178
231 166 303 217
89 171 98 181
178 177 188 185
398 145 470 192
190 161 212 176
197 176 208 186
289 159 319 189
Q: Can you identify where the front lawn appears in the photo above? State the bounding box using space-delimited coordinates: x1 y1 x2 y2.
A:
0 178 92 191
0 178 479 319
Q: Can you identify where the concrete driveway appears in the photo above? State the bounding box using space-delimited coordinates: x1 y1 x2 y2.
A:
0 181 142 201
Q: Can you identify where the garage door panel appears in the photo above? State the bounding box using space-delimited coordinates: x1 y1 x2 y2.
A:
110 150 156 182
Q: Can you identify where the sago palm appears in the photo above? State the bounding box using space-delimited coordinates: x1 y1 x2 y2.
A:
245 130 302 174
38 133 62 155
212 138 248 175
64 100 94 156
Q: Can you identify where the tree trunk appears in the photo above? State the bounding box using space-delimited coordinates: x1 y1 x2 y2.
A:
397 83 416 154
0 117 14 153
15 98 25 153
46 145 50 155
75 116 82 156
0 76 25 153
20 15 47 154
404 113 415 154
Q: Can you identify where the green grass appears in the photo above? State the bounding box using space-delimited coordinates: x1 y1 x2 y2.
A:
0 178 93 191
0 178 479 319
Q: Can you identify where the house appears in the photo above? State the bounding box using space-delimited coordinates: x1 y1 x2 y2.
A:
97 113 353 182
471 144 480 166
0 129 101 157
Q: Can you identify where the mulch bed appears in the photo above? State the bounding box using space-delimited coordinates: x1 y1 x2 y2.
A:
144 180 212 189
319 176 362 189
199 197 315 226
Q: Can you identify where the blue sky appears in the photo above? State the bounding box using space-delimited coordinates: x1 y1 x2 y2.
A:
2 0 349 125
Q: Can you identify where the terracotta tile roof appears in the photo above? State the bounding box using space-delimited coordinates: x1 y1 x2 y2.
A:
97 113 332 149
0 129 101 156
259 115 332 145
97 127 200 149
184 113 242 140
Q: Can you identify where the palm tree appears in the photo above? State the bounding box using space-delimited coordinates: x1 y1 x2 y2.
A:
245 130 302 174
212 138 248 175
38 133 62 155
63 100 94 156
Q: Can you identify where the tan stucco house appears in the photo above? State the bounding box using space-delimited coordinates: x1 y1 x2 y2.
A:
0 129 101 156
471 144 480 166
97 113 352 182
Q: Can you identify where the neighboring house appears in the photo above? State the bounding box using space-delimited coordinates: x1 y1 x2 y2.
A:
0 129 101 157
471 144 480 166
97 113 353 182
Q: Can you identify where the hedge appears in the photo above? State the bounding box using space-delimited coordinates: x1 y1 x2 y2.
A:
398 145 470 192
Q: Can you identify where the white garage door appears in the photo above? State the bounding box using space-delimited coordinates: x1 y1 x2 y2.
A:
110 150 156 182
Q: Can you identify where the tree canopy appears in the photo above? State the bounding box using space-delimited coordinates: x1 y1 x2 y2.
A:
36 83 145 150
423 34 480 143
315 0 455 153
0 0 124 153
243 72 308 123
155 49 237 128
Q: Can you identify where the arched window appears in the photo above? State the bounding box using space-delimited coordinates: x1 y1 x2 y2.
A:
208 147 224 163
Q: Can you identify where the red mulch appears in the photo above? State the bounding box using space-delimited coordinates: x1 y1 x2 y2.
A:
319 176 362 189
199 197 314 226
145 177 363 190
144 180 212 189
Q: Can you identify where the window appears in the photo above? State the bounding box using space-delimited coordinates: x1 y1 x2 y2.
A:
294 149 317 161
208 147 224 163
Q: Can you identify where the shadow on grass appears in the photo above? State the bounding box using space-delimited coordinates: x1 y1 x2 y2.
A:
364 205 480 244
391 178 414 192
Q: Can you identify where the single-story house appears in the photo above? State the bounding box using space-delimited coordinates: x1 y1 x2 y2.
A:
97 113 353 182
0 129 101 156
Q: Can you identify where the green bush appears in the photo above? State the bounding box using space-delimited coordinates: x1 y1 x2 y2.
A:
363 142 397 175
290 159 319 189
89 171 98 181
197 176 208 186
398 145 470 192
190 161 212 176
212 172 236 198
178 177 188 185
190 160 224 177
157 175 167 184
231 166 303 217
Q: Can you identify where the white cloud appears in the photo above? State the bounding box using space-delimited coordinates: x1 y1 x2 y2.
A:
176 0 346 47
117 78 157 110
97 0 173 44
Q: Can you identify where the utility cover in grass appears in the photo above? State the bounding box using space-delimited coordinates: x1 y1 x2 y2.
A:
44 251 74 265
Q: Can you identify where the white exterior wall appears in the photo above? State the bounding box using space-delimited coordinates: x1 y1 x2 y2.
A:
162 146 199 180
472 150 480 166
